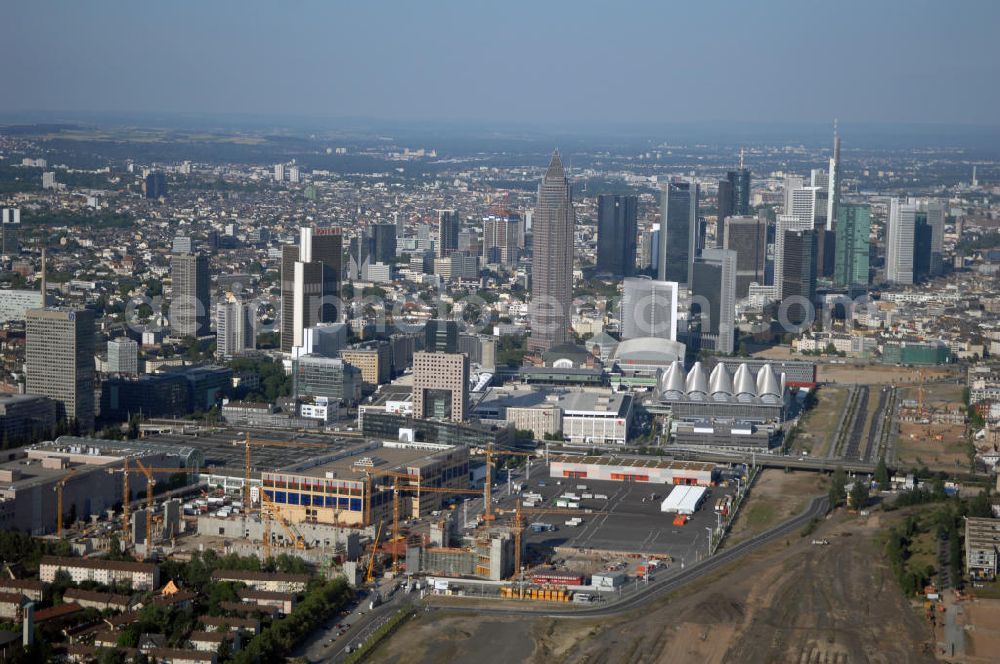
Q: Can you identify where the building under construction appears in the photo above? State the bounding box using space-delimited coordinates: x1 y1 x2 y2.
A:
405 527 517 581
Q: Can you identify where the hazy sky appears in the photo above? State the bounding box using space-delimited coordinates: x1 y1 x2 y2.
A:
3 0 999 126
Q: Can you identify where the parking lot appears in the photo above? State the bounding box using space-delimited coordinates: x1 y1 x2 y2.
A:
512 469 738 567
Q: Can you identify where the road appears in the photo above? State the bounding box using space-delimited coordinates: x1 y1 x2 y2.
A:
669 448 878 474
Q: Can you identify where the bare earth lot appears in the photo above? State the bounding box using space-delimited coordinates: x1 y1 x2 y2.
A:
724 469 826 546
371 512 935 664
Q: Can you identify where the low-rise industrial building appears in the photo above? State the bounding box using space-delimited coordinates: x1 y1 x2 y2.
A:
549 455 716 486
659 485 708 515
671 419 776 451
557 392 633 446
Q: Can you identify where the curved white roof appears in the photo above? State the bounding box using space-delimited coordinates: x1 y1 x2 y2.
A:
733 363 757 400
756 363 781 398
659 360 686 396
612 337 686 363
709 363 733 399
686 362 709 398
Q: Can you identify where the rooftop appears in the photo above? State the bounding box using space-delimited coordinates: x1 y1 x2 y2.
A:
548 454 716 472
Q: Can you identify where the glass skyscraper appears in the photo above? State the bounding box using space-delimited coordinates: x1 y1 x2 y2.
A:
834 204 871 290
596 194 637 277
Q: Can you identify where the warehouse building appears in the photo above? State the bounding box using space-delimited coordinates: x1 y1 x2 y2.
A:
0 438 194 534
260 440 470 528
557 392 633 446
549 454 716 486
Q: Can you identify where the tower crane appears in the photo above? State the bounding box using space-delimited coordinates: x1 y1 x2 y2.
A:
107 463 201 544
482 443 539 521
365 520 384 584
498 499 596 581
238 433 329 512
259 487 306 559
54 468 77 537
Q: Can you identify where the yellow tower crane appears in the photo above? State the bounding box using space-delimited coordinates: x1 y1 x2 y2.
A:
498 499 595 581
54 468 77 537
482 443 539 522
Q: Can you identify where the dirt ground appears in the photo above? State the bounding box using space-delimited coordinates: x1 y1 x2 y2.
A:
794 385 848 456
819 363 956 386
958 597 1000 663
896 422 970 472
724 470 826 546
371 512 936 664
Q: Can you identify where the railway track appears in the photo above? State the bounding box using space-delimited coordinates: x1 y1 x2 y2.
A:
842 385 870 461
862 387 889 463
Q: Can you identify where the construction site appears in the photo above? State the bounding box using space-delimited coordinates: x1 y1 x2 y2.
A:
0 427 752 607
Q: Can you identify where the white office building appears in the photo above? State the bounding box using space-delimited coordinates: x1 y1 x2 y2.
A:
106 338 138 375
886 198 916 285
620 277 678 341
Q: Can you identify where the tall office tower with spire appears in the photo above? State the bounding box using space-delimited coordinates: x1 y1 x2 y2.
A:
826 121 841 232
170 252 210 338
528 150 575 353
834 204 871 291
280 227 343 353
716 152 752 248
437 209 460 258
886 198 916 285
658 180 699 286
596 194 637 277
26 307 95 432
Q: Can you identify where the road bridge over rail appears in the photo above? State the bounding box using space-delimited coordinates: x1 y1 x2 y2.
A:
667 448 879 475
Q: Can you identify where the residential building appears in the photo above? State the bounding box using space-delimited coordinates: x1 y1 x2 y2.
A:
482 212 521 266
40 556 160 591
216 298 255 358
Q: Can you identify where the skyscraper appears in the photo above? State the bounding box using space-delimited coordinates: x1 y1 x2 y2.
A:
826 122 841 232
274 164 285 182
781 229 817 327
596 194 638 277
26 307 95 432
424 319 459 353
170 253 210 338
144 172 167 200
658 180 699 286
920 199 946 276
620 277 678 341
280 227 343 353
690 248 736 354
716 167 751 248
722 214 767 298
886 198 916 285
370 223 397 264
216 297 256 358
528 150 574 353
913 211 933 282
437 210 460 258
834 204 871 291
482 212 521 266
412 351 470 422
2 207 20 255
773 214 814 297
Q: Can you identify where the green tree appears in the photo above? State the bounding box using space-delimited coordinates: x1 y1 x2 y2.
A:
829 466 847 508
874 457 890 489
849 478 869 510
